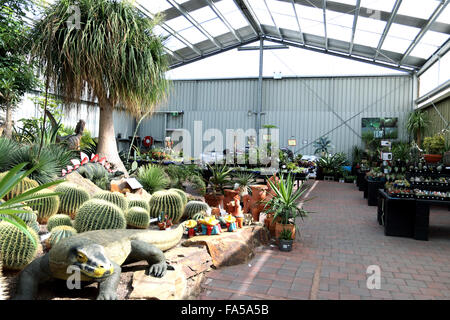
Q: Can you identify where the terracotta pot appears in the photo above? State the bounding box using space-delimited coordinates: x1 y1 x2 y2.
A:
268 216 281 237
211 207 221 217
275 222 295 240
423 154 443 163
204 193 224 208
264 213 273 229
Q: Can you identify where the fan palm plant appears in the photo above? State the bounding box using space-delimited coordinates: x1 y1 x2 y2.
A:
406 110 430 148
313 136 332 156
207 164 232 195
31 0 170 174
136 164 169 194
233 171 256 196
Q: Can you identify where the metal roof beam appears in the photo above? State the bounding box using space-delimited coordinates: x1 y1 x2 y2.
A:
374 0 402 61
166 0 223 49
349 0 361 55
399 0 449 66
232 0 263 36
290 0 305 44
323 0 328 51
417 37 450 76
205 0 242 42
263 0 283 39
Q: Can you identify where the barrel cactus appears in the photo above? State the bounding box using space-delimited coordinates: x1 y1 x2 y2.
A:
148 190 184 223
0 172 39 201
47 214 73 232
192 210 206 221
55 183 90 219
169 188 187 207
14 209 40 234
93 191 128 211
26 188 60 224
184 201 210 219
74 199 126 233
0 256 8 300
46 225 77 249
127 199 150 213
0 222 38 270
126 207 150 229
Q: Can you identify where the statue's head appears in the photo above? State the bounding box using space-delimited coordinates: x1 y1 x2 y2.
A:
75 120 86 135
67 243 114 279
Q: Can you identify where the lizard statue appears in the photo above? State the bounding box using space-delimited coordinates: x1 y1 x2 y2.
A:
13 223 186 300
45 110 86 151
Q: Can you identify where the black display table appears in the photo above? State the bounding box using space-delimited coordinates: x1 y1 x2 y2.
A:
357 169 368 191
366 178 385 206
378 190 416 238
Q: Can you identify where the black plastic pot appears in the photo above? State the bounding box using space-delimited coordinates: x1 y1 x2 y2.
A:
278 239 293 252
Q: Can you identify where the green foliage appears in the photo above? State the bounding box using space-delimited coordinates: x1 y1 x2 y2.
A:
55 183 90 218
13 208 39 234
47 225 77 248
25 188 60 224
137 164 169 194
0 222 38 270
278 229 293 241
318 153 348 175
391 142 411 162
313 136 332 155
423 134 445 155
74 199 126 233
188 175 206 196
406 110 430 144
77 163 111 190
183 201 210 219
93 191 128 211
125 206 150 229
351 145 363 164
192 211 206 221
208 164 232 194
47 214 73 232
232 171 256 194
0 138 18 170
148 190 184 223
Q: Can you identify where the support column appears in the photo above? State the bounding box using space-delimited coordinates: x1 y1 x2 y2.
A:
256 38 264 144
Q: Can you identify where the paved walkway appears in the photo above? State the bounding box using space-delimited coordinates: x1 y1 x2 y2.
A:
198 181 450 300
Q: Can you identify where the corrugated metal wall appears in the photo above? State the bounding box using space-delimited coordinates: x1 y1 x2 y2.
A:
422 96 450 141
139 75 414 157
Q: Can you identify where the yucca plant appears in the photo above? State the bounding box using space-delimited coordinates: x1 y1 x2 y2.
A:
232 171 256 195
0 163 64 246
406 110 430 148
136 164 169 194
31 0 170 173
207 164 232 195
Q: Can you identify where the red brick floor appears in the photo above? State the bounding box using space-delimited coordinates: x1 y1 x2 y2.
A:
198 180 450 300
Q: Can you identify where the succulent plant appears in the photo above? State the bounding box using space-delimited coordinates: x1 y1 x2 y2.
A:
25 188 60 224
55 183 90 219
126 198 150 213
169 188 187 207
191 210 206 221
47 214 73 232
74 199 126 233
0 222 38 270
0 172 39 201
148 190 184 223
125 207 150 229
46 225 78 249
183 201 210 219
13 208 40 234
93 191 128 211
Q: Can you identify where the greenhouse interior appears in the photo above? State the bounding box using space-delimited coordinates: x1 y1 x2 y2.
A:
1 0 450 304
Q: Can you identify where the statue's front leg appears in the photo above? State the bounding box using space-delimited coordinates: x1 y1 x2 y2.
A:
13 254 52 300
97 262 121 300
128 240 167 278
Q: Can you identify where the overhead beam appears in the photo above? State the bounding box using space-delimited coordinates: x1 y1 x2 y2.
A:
349 0 361 55
166 0 223 49
374 0 403 61
263 0 283 39
399 0 449 66
205 0 242 42
417 37 450 76
290 0 305 44
238 44 289 50
232 0 263 35
322 0 328 51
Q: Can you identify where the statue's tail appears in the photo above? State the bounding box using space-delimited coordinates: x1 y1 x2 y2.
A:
136 222 186 252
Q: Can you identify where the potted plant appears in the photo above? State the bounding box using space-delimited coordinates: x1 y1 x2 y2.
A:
406 110 430 148
264 173 311 240
232 171 256 197
423 134 445 163
204 164 232 207
278 229 293 252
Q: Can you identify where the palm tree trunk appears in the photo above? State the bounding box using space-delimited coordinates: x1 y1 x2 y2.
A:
417 129 421 149
97 103 128 176
4 104 13 138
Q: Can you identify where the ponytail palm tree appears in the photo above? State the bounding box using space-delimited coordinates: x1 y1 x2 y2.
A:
31 0 169 173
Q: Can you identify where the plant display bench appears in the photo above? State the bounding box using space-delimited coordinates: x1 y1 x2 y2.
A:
357 169 368 191
361 175 368 199
378 190 416 238
366 178 385 206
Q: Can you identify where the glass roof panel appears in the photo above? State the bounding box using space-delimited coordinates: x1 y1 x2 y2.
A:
266 0 294 16
353 29 382 47
326 10 354 29
214 0 249 30
189 6 217 24
164 36 186 51
410 43 439 60
273 13 299 31
296 5 325 37
201 18 230 37
436 4 450 24
137 0 171 15
397 0 441 20
356 16 386 34
381 36 412 53
165 15 192 32
360 0 396 13
334 0 357 6
387 23 421 41
253 8 275 26
178 26 208 44
327 24 353 43
420 31 449 47
153 25 171 38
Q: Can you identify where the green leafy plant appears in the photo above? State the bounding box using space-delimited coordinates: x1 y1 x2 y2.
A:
351 145 363 165
391 142 411 162
136 164 169 194
423 134 445 155
207 164 232 195
232 171 256 194
278 229 293 241
406 110 430 148
318 152 348 175
313 136 332 155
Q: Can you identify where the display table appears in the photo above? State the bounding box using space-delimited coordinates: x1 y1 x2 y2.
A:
378 190 416 238
357 169 368 191
366 178 385 206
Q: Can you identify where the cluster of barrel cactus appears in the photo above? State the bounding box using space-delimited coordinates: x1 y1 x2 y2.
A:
148 190 184 223
0 222 38 270
55 183 90 219
0 172 39 201
14 208 40 234
93 191 128 211
127 199 150 213
26 188 60 224
47 214 73 232
74 199 126 233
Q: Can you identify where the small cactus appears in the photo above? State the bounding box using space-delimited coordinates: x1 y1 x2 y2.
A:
93 191 128 211
148 190 184 223
46 225 77 249
74 199 126 233
0 172 39 201
47 214 73 232
183 201 210 219
0 222 38 270
127 198 150 213
55 183 90 219
26 188 60 224
126 207 150 229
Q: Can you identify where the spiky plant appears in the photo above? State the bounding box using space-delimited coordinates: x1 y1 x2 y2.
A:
406 110 430 148
47 214 73 232
137 164 170 194
31 0 169 173
0 138 18 170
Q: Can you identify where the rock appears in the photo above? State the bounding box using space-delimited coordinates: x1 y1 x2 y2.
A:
130 266 187 300
182 226 270 268
49 172 103 196
165 246 212 279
